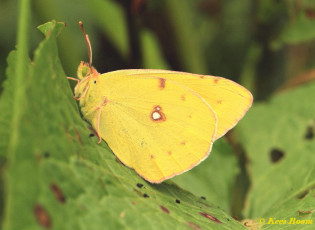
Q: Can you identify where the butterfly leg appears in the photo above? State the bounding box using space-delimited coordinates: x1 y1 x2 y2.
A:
94 97 108 144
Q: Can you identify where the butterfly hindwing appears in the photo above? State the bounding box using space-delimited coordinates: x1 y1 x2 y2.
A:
83 73 217 183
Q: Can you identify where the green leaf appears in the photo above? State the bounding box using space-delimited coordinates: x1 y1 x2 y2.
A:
237 83 315 226
280 12 315 44
0 20 245 230
172 139 239 213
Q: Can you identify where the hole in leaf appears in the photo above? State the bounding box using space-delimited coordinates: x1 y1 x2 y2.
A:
270 148 285 163
136 183 143 188
304 126 314 140
34 204 51 228
50 183 66 203
43 152 50 158
296 190 310 199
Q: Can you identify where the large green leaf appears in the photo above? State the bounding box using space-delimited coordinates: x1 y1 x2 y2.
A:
0 20 245 230
238 83 315 228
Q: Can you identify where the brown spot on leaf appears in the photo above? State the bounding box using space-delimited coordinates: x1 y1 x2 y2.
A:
132 201 136 205
298 209 313 217
159 78 166 89
150 154 155 159
199 212 222 223
160 206 170 214
50 183 66 203
34 204 51 228
74 129 83 144
270 148 285 163
186 222 201 230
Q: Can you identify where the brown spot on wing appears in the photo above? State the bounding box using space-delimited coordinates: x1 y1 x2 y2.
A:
150 105 166 122
216 100 222 104
168 151 172 155
181 95 186 101
159 78 166 89
180 141 186 145
199 75 205 79
214 78 219 84
150 154 155 159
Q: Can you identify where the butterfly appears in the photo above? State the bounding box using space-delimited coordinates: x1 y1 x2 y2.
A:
68 22 253 183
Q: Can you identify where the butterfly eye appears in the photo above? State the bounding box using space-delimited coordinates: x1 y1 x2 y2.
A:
94 80 97 84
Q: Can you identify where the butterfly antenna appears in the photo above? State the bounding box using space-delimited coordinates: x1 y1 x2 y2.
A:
79 21 92 67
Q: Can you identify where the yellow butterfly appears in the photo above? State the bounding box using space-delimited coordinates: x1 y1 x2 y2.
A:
68 22 253 183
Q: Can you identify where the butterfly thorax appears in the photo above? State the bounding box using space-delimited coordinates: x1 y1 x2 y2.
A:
74 61 102 119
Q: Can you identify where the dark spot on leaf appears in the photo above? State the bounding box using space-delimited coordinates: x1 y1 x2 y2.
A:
34 204 51 228
136 183 143 188
143 193 149 198
89 133 95 137
43 152 50 158
132 201 136 205
186 222 201 230
175 199 180 204
270 148 285 163
160 206 170 214
200 196 206 200
296 190 310 199
227 218 230 221
304 125 314 140
233 216 239 220
50 183 66 203
199 212 222 223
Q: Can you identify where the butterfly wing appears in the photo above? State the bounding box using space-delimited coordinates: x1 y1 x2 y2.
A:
84 73 217 183
110 69 253 140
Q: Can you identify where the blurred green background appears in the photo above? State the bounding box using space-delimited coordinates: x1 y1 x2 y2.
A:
1 0 315 100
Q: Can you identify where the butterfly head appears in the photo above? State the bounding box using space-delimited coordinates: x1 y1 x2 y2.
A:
72 61 100 100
